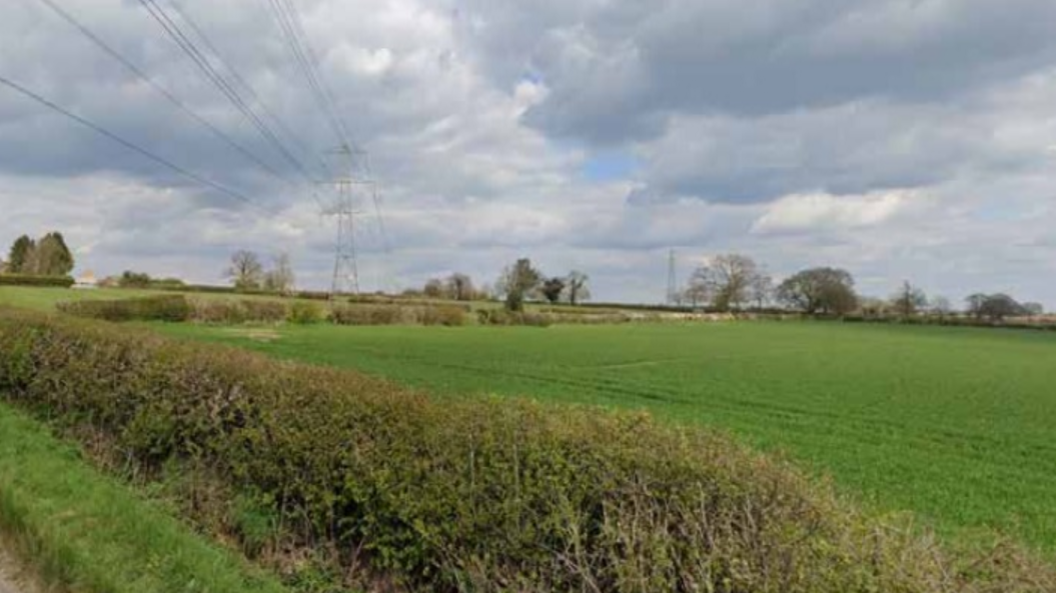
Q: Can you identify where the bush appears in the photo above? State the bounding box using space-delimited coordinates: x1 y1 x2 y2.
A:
287 301 324 325
477 309 552 327
190 299 247 325
188 299 289 325
57 295 191 322
0 310 1051 592
420 305 467 327
238 300 288 324
0 274 75 288
329 304 404 325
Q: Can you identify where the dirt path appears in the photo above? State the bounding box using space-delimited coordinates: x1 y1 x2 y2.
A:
0 542 36 593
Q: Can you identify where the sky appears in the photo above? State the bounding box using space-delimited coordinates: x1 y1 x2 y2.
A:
1 0 1055 306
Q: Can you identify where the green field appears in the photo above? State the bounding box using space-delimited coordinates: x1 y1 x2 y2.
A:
155 320 1056 554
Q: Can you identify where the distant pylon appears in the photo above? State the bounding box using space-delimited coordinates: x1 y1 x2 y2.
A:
323 144 374 297
666 249 678 305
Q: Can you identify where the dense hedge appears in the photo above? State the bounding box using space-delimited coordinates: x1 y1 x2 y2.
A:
330 304 467 326
0 274 75 288
57 295 192 322
0 309 1051 592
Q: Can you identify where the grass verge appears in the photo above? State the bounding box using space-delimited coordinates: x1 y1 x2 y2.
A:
0 401 287 593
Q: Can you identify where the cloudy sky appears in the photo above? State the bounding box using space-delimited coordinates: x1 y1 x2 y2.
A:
1 0 1055 306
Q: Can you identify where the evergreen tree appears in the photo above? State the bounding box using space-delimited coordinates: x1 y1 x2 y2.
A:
33 232 75 276
6 235 34 274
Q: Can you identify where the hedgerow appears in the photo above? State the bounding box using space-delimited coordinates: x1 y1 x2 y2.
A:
0 274 75 288
0 308 1051 592
330 304 467 326
57 294 192 322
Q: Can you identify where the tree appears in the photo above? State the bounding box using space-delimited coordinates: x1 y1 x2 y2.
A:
498 258 542 312
682 281 710 308
7 235 34 274
891 281 927 319
566 270 590 305
540 277 566 304
24 232 74 276
446 273 474 301
423 278 444 299
748 273 774 309
965 293 989 320
226 250 264 290
967 293 1025 322
930 296 954 318
777 267 858 315
118 270 152 289
263 253 295 294
689 254 768 312
1022 302 1045 316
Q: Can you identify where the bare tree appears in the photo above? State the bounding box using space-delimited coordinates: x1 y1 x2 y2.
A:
263 252 296 294
891 281 927 319
749 273 774 309
446 273 474 301
226 250 264 290
682 281 710 308
566 270 590 306
930 296 953 318
690 254 769 312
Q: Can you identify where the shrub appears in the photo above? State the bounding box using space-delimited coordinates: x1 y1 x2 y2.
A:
329 304 404 325
287 301 324 325
190 299 247 325
0 309 1052 592
477 309 552 327
238 300 288 324
0 274 75 288
57 295 191 322
420 305 467 327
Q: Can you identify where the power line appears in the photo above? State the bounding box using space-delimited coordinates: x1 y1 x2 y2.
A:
165 0 333 179
266 0 352 149
33 0 298 189
136 0 318 185
0 73 275 214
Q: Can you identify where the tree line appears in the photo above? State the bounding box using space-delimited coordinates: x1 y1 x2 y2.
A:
1 232 75 277
674 253 1045 319
404 260 591 312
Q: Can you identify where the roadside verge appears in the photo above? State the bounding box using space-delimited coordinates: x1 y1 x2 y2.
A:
0 402 286 593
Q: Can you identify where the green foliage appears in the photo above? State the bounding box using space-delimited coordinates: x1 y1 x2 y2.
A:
287 301 324 325
0 274 74 288
4 311 1051 591
330 304 468 327
500 258 542 312
6 235 34 274
117 270 153 289
476 309 552 327
57 295 192 322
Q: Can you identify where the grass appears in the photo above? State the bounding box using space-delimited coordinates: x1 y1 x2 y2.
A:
153 320 1056 556
0 401 288 593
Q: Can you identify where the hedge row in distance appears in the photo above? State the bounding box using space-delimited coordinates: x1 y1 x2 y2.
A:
0 274 75 288
0 308 1052 592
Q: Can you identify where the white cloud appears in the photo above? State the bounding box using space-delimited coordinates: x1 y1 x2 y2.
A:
751 190 918 235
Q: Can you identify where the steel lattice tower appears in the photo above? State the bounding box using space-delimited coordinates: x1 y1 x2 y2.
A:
323 144 375 297
666 249 678 305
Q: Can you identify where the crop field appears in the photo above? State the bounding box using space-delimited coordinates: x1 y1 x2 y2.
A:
155 320 1056 555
